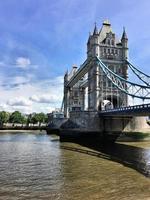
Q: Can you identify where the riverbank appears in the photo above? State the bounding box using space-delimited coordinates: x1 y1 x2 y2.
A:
0 129 45 132
0 126 46 130
0 129 47 135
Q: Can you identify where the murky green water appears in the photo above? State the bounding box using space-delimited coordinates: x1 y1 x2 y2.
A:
0 131 150 200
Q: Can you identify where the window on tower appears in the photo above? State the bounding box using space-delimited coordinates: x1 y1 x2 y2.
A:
119 67 122 74
74 100 78 105
74 91 78 97
108 81 111 87
111 40 114 45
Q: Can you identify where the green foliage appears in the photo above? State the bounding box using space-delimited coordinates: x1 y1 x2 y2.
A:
0 110 48 128
45 114 48 124
9 111 24 124
0 111 9 127
31 114 39 125
20 115 27 125
30 113 47 126
26 114 32 126
37 113 46 126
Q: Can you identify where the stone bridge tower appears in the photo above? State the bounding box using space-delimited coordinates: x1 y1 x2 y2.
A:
87 20 128 111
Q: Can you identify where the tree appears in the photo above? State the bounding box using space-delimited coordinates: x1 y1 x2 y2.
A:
20 115 27 126
26 114 32 127
0 111 9 127
37 113 47 126
31 114 39 126
30 113 47 127
9 111 23 125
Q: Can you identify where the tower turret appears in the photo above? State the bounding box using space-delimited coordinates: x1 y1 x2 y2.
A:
87 32 93 58
64 70 69 117
64 70 68 84
91 23 99 57
121 27 128 59
93 23 98 35
121 27 128 39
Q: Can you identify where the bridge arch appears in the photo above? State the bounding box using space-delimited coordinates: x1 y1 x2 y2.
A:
98 95 120 111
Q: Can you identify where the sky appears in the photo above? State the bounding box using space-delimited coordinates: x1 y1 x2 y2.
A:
0 0 150 113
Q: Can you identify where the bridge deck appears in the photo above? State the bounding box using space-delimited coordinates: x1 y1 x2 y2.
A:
99 103 150 116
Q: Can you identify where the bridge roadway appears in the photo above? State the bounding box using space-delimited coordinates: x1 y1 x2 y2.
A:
98 103 150 117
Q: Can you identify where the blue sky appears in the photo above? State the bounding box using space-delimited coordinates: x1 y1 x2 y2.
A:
0 0 150 113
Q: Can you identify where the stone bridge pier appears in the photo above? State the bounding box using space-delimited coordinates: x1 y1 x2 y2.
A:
60 111 150 142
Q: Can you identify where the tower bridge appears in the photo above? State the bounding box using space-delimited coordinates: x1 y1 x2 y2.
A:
63 20 150 113
49 20 150 140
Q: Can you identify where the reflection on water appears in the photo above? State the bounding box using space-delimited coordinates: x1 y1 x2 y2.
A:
0 131 150 200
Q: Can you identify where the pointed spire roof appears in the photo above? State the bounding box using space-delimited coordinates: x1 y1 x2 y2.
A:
93 22 98 35
87 32 92 44
64 70 68 76
99 20 117 42
121 27 128 40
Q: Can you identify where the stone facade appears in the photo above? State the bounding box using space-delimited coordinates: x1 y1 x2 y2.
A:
87 20 128 111
64 66 85 117
64 20 128 117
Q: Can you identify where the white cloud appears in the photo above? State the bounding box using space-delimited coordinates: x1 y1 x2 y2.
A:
15 57 38 69
0 75 63 113
0 73 35 90
16 57 31 69
7 97 32 107
12 75 30 85
12 106 33 114
0 103 9 110
29 94 60 104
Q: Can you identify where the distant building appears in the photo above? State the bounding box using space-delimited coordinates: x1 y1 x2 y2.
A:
48 109 64 121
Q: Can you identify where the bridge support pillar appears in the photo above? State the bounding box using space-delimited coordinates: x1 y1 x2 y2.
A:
64 87 70 118
88 60 100 111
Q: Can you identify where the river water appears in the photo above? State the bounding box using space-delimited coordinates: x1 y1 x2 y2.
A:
0 131 150 200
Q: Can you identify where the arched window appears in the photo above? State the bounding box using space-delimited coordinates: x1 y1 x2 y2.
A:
111 40 114 45
119 67 122 73
74 100 78 105
108 39 110 45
